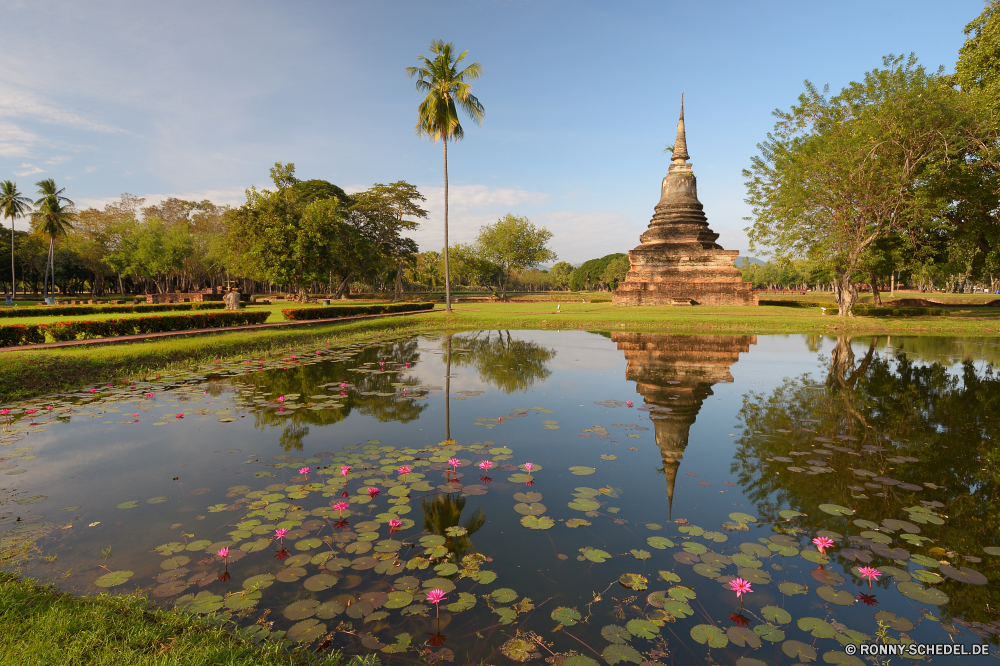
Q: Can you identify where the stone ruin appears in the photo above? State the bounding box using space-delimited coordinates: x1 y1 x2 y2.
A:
613 97 757 307
223 289 242 310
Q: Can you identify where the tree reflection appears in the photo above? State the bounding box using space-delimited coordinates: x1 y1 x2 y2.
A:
421 493 486 562
447 331 555 393
732 336 1000 624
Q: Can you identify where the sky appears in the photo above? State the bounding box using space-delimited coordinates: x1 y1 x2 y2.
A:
0 0 987 265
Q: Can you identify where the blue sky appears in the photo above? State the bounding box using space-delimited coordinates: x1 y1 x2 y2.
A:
0 0 985 265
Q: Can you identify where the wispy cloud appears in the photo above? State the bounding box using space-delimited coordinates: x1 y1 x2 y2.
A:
84 166 96 173
45 156 70 166
0 84 126 134
0 121 40 158
13 163 43 177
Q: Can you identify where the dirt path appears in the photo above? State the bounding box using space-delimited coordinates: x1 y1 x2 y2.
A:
0 309 438 353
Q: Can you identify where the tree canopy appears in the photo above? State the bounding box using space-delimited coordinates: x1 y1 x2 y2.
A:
474 214 556 299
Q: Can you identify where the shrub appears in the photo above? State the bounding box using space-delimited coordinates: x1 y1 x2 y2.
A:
281 302 434 321
0 301 225 319
819 304 948 317
0 311 270 347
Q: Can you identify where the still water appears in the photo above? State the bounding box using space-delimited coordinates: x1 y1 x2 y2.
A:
2 331 999 665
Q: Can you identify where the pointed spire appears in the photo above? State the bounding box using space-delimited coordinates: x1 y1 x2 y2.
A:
672 94 690 165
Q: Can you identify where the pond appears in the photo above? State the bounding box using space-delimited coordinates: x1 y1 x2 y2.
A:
2 330 999 665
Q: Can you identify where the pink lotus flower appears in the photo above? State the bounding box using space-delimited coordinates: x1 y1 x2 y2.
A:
524 462 534 472
299 467 311 475
316 350 321 354
176 413 184 418
447 457 460 472
88 388 97 393
332 501 350 517
426 588 446 619
144 393 153 398
340 382 346 388
340 466 351 477
25 409 37 415
217 547 230 560
398 465 412 482
276 396 285 402
274 528 289 543
388 518 402 532
45 406 53 411
367 487 380 498
858 566 882 590
728 577 752 611
478 460 494 471
106 383 112 387
627 401 633 407
133 413 139 418
812 536 835 554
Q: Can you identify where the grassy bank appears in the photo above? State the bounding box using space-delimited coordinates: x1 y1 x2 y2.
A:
0 572 361 666
3 301 1000 402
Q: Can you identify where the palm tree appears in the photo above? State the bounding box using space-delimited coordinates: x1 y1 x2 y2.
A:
0 181 32 298
31 195 75 301
34 178 74 207
406 40 484 313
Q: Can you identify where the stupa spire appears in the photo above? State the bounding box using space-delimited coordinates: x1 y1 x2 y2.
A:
672 94 690 166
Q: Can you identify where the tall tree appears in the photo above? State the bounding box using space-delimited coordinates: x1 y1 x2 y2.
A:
406 40 484 312
0 181 32 296
31 195 76 300
743 55 977 315
475 214 556 300
34 178 74 207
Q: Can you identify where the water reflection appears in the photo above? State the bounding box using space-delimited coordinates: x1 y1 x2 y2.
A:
612 333 756 514
447 331 556 393
421 493 486 563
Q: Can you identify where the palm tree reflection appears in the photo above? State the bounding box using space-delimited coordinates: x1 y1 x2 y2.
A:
421 493 486 562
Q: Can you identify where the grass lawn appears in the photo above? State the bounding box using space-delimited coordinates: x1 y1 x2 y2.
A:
0 572 363 666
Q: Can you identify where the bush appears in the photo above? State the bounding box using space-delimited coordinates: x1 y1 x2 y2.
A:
0 311 270 347
589 298 612 303
759 300 831 308
281 302 434 321
819 304 948 317
0 301 225 319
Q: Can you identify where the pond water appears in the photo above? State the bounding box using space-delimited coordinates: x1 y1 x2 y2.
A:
2 330 1000 665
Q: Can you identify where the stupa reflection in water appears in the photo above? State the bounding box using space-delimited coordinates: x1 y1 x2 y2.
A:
612 333 756 515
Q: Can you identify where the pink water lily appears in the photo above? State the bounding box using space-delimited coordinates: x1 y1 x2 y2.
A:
332 501 350 517
88 388 97 393
812 536 835 554
45 406 53 411
340 466 351 478
858 566 881 590
367 487 380 498
25 409 37 415
388 518 402 532
217 547 230 560
426 588 447 619
276 396 285 402
274 528 289 543
728 577 753 611
524 462 534 472
176 413 184 418
133 413 139 418
478 460 494 471
398 465 412 482
144 393 153 398
299 466 311 475
447 457 460 473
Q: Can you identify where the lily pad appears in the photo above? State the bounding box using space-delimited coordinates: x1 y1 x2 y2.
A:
602 644 642 665
818 504 853 516
566 518 591 528
625 619 659 639
690 624 728 648
761 606 791 624
491 588 518 603
619 573 648 590
513 491 543 503
568 498 601 511
939 564 988 585
582 548 612 563
569 466 596 476
816 586 855 606
798 617 836 638
647 536 675 549
601 624 631 644
514 502 547 516
729 512 757 523
552 607 582 626
95 570 134 587
897 581 949 605
778 581 807 596
630 549 651 560
116 500 140 510
521 515 555 530
727 626 762 649
284 599 320 620
753 624 785 642
287 618 326 642
781 640 817 662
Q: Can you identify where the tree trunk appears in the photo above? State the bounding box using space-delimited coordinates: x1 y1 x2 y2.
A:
393 261 404 301
334 276 351 300
297 286 310 303
832 269 858 317
870 272 882 306
445 333 452 441
9 219 14 298
443 138 452 313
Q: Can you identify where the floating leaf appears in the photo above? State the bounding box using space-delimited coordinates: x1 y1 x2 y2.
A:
797 617 836 638
287 619 326 642
491 588 518 603
569 466 596 476
284 599 320 620
778 581 807 596
626 619 659 639
897 581 949 605
385 591 413 609
729 512 757 523
801 550 828 565
513 491 543 503
692 563 721 578
146 496 170 504
939 564 988 585
582 548 612 563
445 592 476 612
727 626 762 649
116 500 140 509
761 606 791 625
176 591 223 614
909 554 940 568
619 573 648 590
494 607 517 624
17 495 46 505
752 624 785 642
821 651 864 666
778 509 804 519
818 504 853 516
630 549 651 560
95 570 133 587
242 573 274 590
661 599 693 618
602 644 642 665
564 656 598 666
551 607 582 626
521 515 555 530
781 640 817 661
568 498 601 512
740 542 771 558
658 570 681 583
566 518 591 528
501 637 541 663
816 586 855 606
647 536 674 549
601 625 631 644
690 624 728 648
514 502 547 516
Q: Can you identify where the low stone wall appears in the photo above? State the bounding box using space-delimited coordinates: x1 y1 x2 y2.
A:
145 292 249 304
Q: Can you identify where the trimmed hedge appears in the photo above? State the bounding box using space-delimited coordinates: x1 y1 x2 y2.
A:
281 302 435 321
0 311 270 347
0 301 225 319
821 304 948 317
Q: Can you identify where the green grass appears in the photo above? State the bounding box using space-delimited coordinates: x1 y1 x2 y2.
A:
0 572 365 666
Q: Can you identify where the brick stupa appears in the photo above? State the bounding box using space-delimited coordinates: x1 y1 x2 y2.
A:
611 332 756 516
613 98 757 307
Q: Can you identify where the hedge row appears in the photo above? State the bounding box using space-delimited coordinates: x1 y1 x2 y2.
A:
0 301 226 319
0 311 270 347
281 302 435 321
820 304 948 317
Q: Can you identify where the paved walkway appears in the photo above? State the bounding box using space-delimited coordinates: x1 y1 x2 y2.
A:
0 309 438 353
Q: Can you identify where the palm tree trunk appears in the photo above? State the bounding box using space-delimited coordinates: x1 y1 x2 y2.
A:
10 220 14 298
443 138 452 313
49 238 56 299
445 333 452 441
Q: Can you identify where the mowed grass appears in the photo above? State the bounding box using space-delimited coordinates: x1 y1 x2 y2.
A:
3 298 1000 403
0 573 360 666
0 302 337 325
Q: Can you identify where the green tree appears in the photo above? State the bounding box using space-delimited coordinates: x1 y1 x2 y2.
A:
601 255 631 290
0 181 32 296
474 214 556 299
569 253 626 291
744 55 977 316
30 194 76 300
548 261 574 290
406 39 484 313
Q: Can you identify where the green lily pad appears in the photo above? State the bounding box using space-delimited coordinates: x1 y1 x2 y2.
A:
514 502 547 516
647 536 675 549
146 496 170 504
287 619 326 643
521 515 555 530
693 563 721 578
176 591 224 614
801 550 828 565
897 581 949 605
494 607 518 624
491 588 518 603
761 606 791 624
753 624 785 642
224 590 261 610
910 554 940 568
582 548 612 563
154 542 186 556
552 607 582 626
819 504 853 516
816 586 855 606
513 491 543 503
797 617 836 638
690 624 728 648
160 555 190 570
294 537 322 551
630 549 651 560
778 581 807 596
729 512 757 523
602 644 641 665
821 651 865 666
116 500 140 509
568 498 601 511
284 599 320 620
782 640 817 661
740 542 771 558
242 573 274 590
17 495 47 505
726 626 762 649
385 591 413 609
566 518 592 528
569 466 596 475
661 599 693 618
185 540 213 552
625 619 659 639
601 625 631 644
445 592 476 612
778 509 804 519
683 542 708 555
95 570 134 587
619 573 648 590
658 570 681 583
